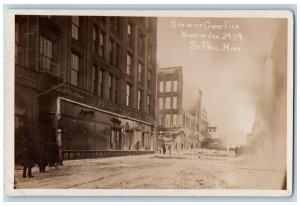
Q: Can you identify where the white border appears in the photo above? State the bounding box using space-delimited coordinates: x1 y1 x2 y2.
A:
4 9 294 197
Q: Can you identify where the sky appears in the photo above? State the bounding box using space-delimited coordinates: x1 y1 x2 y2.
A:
157 17 282 145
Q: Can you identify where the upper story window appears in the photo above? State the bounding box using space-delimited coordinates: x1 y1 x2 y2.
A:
127 23 132 37
147 70 152 88
165 97 171 109
71 16 79 40
93 25 99 53
165 114 171 127
114 78 118 102
109 38 114 64
15 22 23 64
100 17 106 25
166 81 171 92
92 66 104 97
111 17 120 35
138 63 143 82
148 46 152 62
70 53 80 86
137 89 142 111
159 81 164 93
173 97 177 109
146 95 151 113
108 74 113 100
126 84 131 107
100 32 105 57
138 32 145 55
126 53 132 75
158 97 163 110
172 114 177 127
40 35 53 71
173 80 178 92
127 23 133 46
115 43 120 68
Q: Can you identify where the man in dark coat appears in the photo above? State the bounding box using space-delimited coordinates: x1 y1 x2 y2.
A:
162 143 166 154
20 128 35 178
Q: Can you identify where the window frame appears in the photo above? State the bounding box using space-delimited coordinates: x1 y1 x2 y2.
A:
126 53 132 75
71 16 80 40
126 84 131 107
70 52 80 86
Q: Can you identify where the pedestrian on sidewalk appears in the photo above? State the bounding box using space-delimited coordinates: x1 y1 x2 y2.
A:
162 142 166 154
168 144 172 155
235 146 240 157
57 129 63 166
20 127 35 178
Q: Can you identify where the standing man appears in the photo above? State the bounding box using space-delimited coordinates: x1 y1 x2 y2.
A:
20 127 35 178
162 142 166 154
57 129 63 166
168 144 172 155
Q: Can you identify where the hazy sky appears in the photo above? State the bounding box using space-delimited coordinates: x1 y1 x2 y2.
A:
157 17 281 145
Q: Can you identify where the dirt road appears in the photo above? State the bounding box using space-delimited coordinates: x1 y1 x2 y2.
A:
14 149 285 189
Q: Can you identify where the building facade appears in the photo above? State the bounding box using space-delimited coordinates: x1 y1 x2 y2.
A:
15 15 157 160
156 66 206 151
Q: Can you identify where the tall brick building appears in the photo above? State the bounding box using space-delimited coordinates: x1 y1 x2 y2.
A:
156 66 206 150
15 15 157 160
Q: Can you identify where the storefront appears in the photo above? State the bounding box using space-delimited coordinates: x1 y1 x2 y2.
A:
37 86 156 159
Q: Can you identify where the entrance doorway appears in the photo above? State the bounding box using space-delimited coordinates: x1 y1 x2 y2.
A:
110 129 121 150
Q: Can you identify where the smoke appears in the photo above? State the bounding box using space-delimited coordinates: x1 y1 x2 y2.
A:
245 19 288 188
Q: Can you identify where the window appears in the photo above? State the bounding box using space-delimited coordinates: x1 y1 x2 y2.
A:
159 81 164 93
137 90 142 110
126 54 132 75
165 97 171 109
165 114 171 127
109 38 114 64
98 69 103 97
116 43 120 68
148 46 152 61
172 114 177 127
127 23 132 36
108 74 113 100
173 80 178 92
114 78 118 102
92 66 97 94
146 95 151 113
128 23 133 46
158 97 163 109
166 81 171 92
93 25 99 53
40 36 53 70
100 17 106 25
126 84 131 106
147 70 152 88
70 53 79 86
138 32 144 54
100 32 104 57
138 63 143 82
92 66 104 96
15 22 23 64
173 97 177 109
111 17 120 34
71 16 79 40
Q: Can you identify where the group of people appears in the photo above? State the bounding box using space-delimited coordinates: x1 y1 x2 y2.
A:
16 127 63 178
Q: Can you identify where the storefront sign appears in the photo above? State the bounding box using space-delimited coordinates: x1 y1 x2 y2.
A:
56 85 154 124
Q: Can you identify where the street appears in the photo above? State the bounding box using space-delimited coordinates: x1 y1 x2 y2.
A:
14 149 285 189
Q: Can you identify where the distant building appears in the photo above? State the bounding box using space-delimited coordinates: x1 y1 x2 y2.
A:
15 15 157 160
156 66 207 150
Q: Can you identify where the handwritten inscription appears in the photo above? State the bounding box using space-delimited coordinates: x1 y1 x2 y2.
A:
170 20 243 53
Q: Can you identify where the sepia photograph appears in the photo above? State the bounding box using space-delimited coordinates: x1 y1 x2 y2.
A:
4 9 294 196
